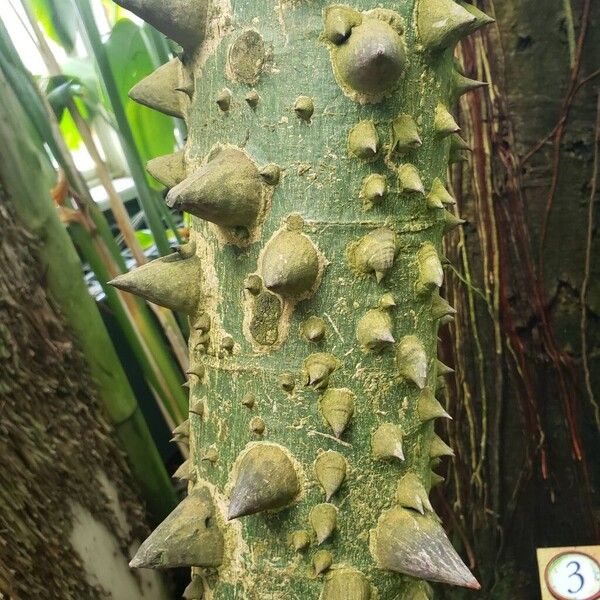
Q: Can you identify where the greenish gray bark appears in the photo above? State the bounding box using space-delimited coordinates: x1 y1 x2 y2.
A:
115 0 494 597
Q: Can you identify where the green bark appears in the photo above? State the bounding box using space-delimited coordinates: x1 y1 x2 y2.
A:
118 0 493 597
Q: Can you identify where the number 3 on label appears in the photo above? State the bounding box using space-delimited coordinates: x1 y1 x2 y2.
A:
545 552 600 600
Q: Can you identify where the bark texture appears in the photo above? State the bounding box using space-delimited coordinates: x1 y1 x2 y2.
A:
118 0 494 597
0 190 150 599
437 0 600 597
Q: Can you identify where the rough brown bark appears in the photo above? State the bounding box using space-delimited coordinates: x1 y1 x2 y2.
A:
438 1 600 597
0 186 149 599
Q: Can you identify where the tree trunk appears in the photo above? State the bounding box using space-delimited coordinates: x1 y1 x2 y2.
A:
0 185 171 599
437 0 600 597
113 0 496 597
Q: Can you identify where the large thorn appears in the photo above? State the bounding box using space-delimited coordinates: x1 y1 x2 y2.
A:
228 443 300 519
129 59 186 118
322 567 372 599
147 150 186 189
129 486 224 569
330 13 406 98
166 146 270 230
417 0 491 53
370 506 480 589
109 242 201 315
113 0 207 49
396 335 428 388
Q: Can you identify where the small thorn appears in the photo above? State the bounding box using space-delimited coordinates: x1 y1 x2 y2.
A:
260 163 282 186
245 89 260 108
436 359 454 376
314 450 347 500
189 399 205 416
324 6 362 44
172 419 190 439
442 210 466 233
303 353 340 391
372 423 405 461
430 434 455 458
450 133 472 151
416 242 444 296
291 530 311 552
129 58 186 118
313 549 333 575
348 120 380 160
310 503 338 544
398 163 425 195
391 114 421 153
427 178 456 210
418 387 452 422
360 173 387 209
434 104 460 137
242 393 256 409
294 95 315 121
216 88 232 112
396 335 428 389
395 472 433 514
452 70 488 98
182 575 204 599
356 308 395 352
319 388 355 438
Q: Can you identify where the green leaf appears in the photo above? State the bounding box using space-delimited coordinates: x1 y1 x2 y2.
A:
104 19 176 190
31 0 78 53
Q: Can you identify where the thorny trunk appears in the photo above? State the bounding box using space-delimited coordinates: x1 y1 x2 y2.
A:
113 0 496 598
439 0 600 597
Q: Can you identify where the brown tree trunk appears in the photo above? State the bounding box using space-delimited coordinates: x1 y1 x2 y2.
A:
0 185 166 598
439 1 600 597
